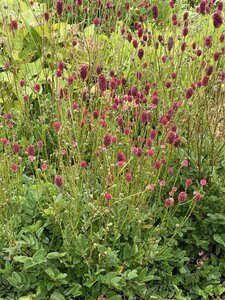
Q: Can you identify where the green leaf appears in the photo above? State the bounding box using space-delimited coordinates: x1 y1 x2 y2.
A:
84 24 95 37
75 234 89 256
123 244 132 259
65 283 82 297
213 234 225 248
127 270 138 280
14 256 29 264
47 252 66 259
19 58 42 80
207 213 225 225
23 19 42 52
14 249 47 269
22 174 32 184
45 267 67 281
52 23 72 43
7 272 22 288
45 267 55 279
141 275 160 282
21 2 47 24
50 290 65 300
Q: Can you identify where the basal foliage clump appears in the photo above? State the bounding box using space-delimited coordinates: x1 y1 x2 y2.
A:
0 0 225 299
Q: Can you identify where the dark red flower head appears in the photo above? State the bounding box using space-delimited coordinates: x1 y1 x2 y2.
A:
199 0 206 14
44 12 50 21
186 87 193 99
80 160 88 168
167 37 174 51
204 36 213 48
26 144 35 156
93 17 101 27
138 48 144 59
10 20 18 31
98 73 107 93
13 143 21 154
53 121 61 132
218 1 223 11
117 151 126 162
182 27 188 37
178 191 187 203
103 132 112 147
212 11 223 29
151 4 159 20
33 84 41 93
80 65 88 81
55 175 63 187
183 11 189 21
56 0 64 16
125 172 133 183
116 116 124 127
165 198 174 208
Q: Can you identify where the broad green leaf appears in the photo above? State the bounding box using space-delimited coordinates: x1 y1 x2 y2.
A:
84 24 95 37
50 290 65 300
127 270 138 280
14 249 46 269
7 272 22 288
19 58 42 79
213 234 225 248
0 71 14 82
123 244 132 259
52 23 72 43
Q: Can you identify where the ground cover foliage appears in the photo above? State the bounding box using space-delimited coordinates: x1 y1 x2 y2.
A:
0 0 225 299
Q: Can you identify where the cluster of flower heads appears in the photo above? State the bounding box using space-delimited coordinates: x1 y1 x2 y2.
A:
1 0 224 209
8 0 224 33
164 171 207 208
